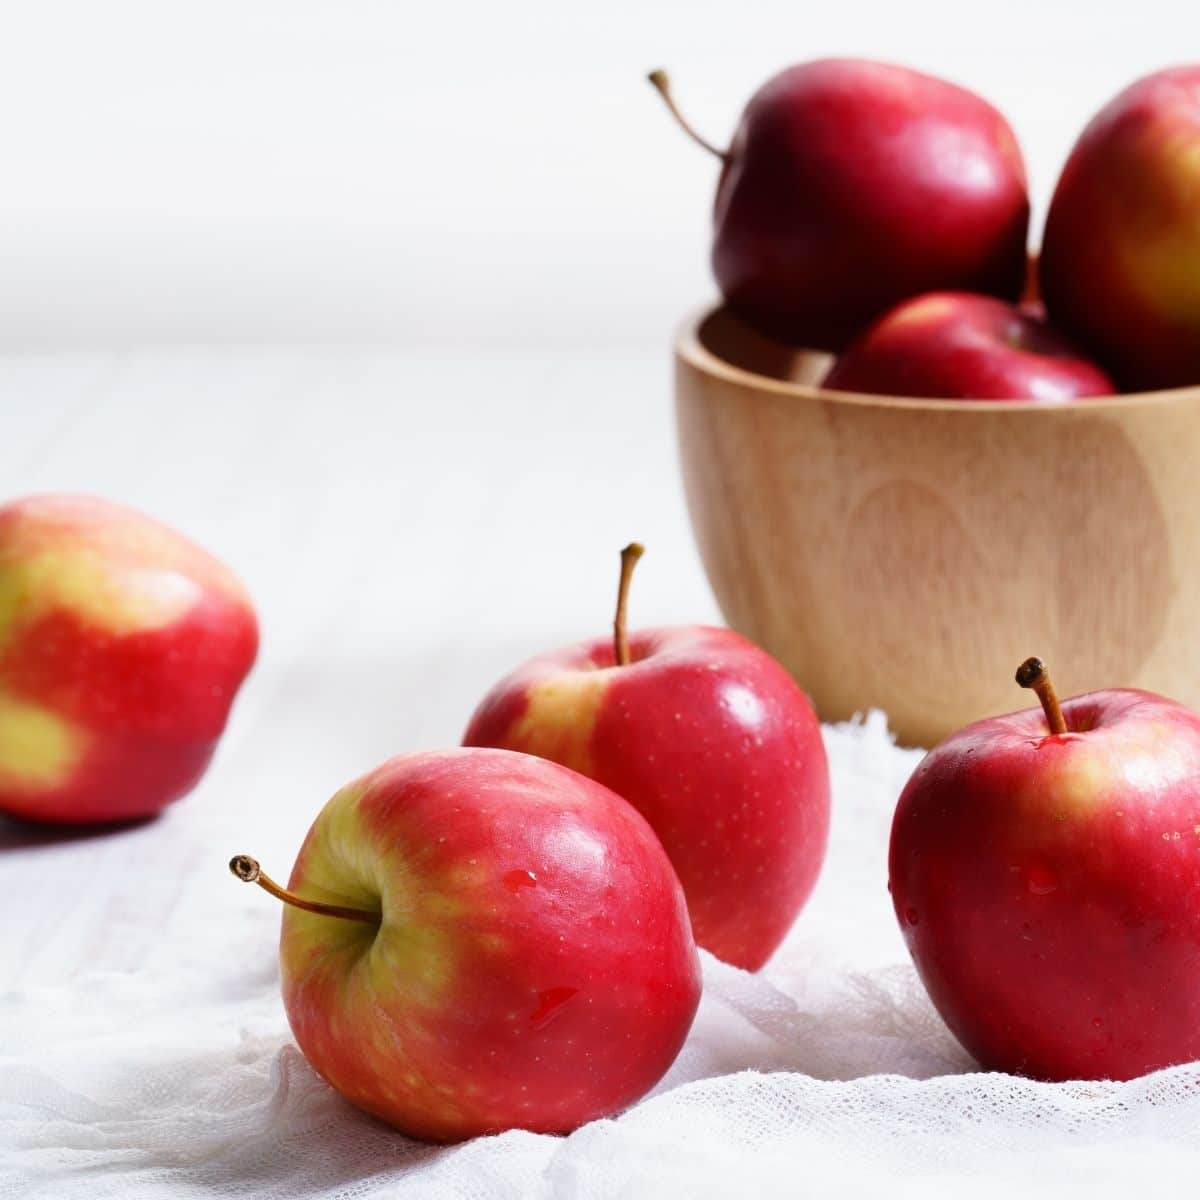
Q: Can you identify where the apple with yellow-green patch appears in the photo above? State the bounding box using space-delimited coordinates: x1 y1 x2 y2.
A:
0 494 258 824
232 747 701 1141
890 656 1200 1081
463 545 830 971
1041 65 1200 390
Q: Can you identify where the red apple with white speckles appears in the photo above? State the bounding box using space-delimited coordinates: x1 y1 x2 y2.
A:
232 747 700 1142
463 545 830 970
890 657 1200 1081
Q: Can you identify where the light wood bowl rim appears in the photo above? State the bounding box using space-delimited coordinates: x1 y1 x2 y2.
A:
677 303 1200 412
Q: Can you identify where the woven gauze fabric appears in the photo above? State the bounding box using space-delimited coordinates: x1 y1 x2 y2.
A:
4 713 1199 1198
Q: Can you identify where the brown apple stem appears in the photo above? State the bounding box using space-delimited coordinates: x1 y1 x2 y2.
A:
1015 657 1068 735
228 855 380 925
647 69 728 162
613 542 645 667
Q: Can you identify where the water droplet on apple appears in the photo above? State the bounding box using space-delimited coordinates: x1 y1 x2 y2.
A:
1028 733 1085 750
905 907 919 926
503 869 537 892
1024 865 1059 895
1092 1016 1103 1029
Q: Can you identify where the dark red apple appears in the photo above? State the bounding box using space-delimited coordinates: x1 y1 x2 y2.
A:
822 292 1115 400
231 747 700 1141
649 60 1030 349
1041 66 1200 391
463 545 830 971
890 656 1200 1081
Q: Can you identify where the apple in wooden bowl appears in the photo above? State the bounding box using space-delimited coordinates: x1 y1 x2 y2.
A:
675 304 1200 746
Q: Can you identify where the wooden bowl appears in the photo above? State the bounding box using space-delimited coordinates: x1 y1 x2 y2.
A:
676 304 1200 747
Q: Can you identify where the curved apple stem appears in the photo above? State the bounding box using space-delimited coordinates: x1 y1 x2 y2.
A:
647 69 729 162
613 542 645 667
229 855 381 925
1015 657 1068 735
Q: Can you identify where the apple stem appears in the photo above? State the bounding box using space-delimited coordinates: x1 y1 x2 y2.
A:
613 542 645 667
647 69 728 162
228 855 381 925
1015 657 1068 736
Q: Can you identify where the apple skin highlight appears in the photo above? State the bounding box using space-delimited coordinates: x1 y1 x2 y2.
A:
889 686 1200 1081
464 626 830 971
0 494 258 824
278 748 701 1143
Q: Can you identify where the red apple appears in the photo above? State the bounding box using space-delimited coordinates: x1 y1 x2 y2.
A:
822 292 1116 400
649 60 1029 349
463 545 830 971
0 494 258 824
890 656 1200 1081
231 747 701 1141
1041 66 1200 390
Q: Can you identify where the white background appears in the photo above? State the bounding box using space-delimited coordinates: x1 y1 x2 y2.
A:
0 0 1191 348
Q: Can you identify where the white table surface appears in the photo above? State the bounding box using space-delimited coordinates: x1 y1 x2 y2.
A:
1 348 722 988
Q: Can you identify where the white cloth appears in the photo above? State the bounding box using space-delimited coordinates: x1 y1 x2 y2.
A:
4 712 1200 1199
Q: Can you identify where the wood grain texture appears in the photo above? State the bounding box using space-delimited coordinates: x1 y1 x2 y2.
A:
677 306 1200 747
